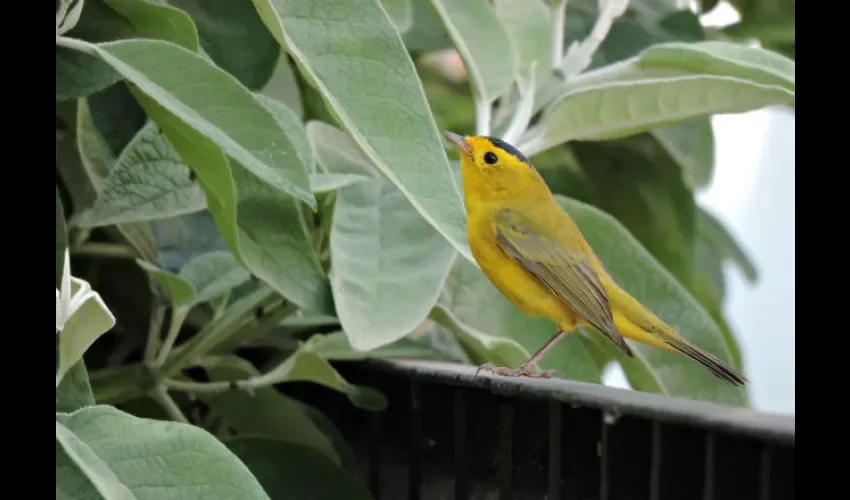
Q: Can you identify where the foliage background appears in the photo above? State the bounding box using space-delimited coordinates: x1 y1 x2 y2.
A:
56 0 794 498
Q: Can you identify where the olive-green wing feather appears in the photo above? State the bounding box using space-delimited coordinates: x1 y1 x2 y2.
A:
493 208 633 357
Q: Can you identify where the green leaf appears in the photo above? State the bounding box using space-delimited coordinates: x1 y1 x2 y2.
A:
103 0 200 50
83 121 207 227
256 94 314 172
528 71 793 153
260 346 388 411
570 133 698 288
380 0 413 33
137 259 196 308
428 0 516 102
251 0 471 260
330 178 456 351
401 0 453 52
553 195 746 405
57 359 96 413
638 41 795 94
57 278 117 387
57 189 68 286
179 251 252 306
261 54 303 118
76 38 316 209
152 211 230 272
697 207 758 282
168 0 281 89
196 355 341 464
493 0 551 84
89 82 147 155
225 437 376 500
76 98 159 261
437 261 602 383
304 331 448 361
429 304 529 369
652 117 715 189
310 173 370 194
306 121 376 176
56 405 270 500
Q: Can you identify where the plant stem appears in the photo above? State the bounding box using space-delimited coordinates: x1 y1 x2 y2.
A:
151 387 189 424
71 243 137 259
159 286 276 379
474 95 492 136
164 376 273 395
56 35 94 53
551 0 569 71
154 307 189 368
144 303 166 363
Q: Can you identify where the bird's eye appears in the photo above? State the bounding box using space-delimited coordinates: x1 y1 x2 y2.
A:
483 152 498 165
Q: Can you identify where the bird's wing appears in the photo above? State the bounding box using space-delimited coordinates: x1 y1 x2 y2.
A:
494 207 633 357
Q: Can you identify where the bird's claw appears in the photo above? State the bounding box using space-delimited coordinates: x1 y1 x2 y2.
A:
474 363 561 379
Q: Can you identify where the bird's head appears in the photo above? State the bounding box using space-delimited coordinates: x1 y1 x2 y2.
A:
442 131 549 203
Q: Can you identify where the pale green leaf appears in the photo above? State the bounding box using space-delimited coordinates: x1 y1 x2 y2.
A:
250 0 471 260
639 41 795 93
260 347 388 411
310 172 370 193
83 121 207 227
428 0 516 102
306 121 376 176
493 0 552 84
255 94 313 173
179 251 252 306
76 38 316 208
304 331 447 361
429 304 528 369
56 278 117 387
652 117 715 189
553 195 746 405
103 0 199 51
195 355 340 464
56 405 270 500
137 259 196 307
261 54 303 118
330 178 456 351
380 0 413 33
57 189 68 286
56 359 96 413
528 73 794 154
697 208 758 282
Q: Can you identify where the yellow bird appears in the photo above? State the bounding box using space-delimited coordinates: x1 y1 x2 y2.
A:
442 131 746 385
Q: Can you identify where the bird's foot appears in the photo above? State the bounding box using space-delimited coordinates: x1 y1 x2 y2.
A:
474 363 561 379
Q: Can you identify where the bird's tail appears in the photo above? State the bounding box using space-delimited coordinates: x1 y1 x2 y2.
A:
605 280 747 386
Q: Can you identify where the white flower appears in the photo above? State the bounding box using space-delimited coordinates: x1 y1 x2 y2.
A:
55 249 115 333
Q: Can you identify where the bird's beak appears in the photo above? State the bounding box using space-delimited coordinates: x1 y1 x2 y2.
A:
442 130 471 155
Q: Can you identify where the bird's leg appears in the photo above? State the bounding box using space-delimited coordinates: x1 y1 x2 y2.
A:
475 330 568 379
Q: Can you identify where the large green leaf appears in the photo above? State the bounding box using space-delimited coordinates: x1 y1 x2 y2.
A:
261 54 303 118
401 0 453 52
250 0 471 260
428 0 516 102
552 195 745 405
56 0 198 100
56 359 96 413
638 41 795 93
306 121 377 176
196 355 340 464
652 117 715 189
437 260 601 383
526 70 793 154
62 37 316 209
330 178 456 350
168 0 281 89
571 133 698 288
380 0 413 33
83 121 207 227
493 0 551 84
225 437 375 500
56 406 270 500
